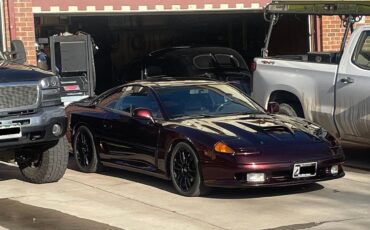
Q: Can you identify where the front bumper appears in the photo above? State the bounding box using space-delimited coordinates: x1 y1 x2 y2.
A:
203 156 345 188
0 106 66 151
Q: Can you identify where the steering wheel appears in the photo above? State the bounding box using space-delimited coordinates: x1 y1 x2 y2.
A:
215 101 233 112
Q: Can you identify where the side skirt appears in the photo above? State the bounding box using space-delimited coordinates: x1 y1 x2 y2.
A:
101 161 170 180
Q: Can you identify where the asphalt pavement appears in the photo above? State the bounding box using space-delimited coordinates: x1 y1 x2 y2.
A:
0 155 369 230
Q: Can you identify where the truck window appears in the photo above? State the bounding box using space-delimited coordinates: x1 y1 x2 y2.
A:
353 31 370 70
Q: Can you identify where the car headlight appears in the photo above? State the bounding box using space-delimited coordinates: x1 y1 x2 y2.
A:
313 127 342 156
324 132 340 148
314 127 328 139
40 76 62 107
307 123 332 142
312 127 338 145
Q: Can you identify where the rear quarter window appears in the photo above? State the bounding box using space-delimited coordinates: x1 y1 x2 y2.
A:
193 54 215 70
193 53 244 70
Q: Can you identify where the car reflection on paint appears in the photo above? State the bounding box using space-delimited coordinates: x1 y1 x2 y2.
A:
65 80 345 197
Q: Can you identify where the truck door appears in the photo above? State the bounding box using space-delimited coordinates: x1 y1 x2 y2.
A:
335 30 370 145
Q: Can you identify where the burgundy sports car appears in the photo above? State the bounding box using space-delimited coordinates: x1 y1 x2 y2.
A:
66 80 344 196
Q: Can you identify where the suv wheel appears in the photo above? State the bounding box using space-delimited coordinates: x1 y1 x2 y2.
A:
19 136 69 184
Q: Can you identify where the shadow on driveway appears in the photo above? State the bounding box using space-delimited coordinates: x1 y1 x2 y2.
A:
0 199 122 230
0 162 25 182
344 148 370 172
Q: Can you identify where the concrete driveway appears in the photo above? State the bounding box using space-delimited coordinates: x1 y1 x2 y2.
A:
0 157 369 230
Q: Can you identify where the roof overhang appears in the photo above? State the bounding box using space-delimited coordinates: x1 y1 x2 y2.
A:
32 0 271 15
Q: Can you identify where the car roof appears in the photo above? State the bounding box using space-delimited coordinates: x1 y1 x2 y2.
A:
148 46 242 58
146 46 248 73
127 79 224 88
148 46 192 57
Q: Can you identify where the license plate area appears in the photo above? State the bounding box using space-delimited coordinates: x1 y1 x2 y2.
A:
0 124 22 140
293 162 317 178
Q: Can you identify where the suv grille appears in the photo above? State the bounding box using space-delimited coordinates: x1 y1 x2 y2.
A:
0 85 39 110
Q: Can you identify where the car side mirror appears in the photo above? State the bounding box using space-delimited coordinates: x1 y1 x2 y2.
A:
10 40 27 64
132 108 155 124
267 102 280 114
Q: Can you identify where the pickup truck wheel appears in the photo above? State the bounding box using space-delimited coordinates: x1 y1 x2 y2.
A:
278 103 301 117
19 136 69 184
73 126 101 173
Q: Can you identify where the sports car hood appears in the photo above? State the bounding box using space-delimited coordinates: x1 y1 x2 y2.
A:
164 114 338 162
166 114 334 148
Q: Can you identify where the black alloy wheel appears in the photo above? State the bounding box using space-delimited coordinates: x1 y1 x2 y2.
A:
73 126 101 173
170 142 210 197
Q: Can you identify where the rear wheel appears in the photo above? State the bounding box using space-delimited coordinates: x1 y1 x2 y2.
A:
19 136 69 184
170 142 210 197
73 126 101 173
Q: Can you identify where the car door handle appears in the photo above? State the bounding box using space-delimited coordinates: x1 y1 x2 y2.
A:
340 77 354 84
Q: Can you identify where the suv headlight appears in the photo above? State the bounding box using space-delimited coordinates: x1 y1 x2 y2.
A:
41 76 60 89
40 76 62 107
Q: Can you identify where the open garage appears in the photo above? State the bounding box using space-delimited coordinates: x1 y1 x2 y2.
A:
32 0 310 94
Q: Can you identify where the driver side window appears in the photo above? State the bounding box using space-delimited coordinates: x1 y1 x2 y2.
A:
114 86 163 119
99 86 125 109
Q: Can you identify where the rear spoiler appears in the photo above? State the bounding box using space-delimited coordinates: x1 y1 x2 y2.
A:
265 1 370 15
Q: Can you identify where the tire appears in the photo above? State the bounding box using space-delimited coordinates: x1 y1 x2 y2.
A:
73 126 101 173
278 103 301 117
19 136 69 184
170 142 210 197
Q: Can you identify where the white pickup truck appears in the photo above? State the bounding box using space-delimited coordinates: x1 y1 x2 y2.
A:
252 1 370 147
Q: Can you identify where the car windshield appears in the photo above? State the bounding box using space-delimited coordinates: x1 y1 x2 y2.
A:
155 83 263 119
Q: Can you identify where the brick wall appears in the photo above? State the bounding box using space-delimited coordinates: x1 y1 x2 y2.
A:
3 0 36 65
321 16 370 52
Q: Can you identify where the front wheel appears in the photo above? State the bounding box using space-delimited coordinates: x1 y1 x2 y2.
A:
19 136 69 184
170 142 210 197
73 126 101 173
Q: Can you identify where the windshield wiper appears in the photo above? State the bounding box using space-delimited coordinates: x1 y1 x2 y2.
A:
223 112 267 118
172 114 221 120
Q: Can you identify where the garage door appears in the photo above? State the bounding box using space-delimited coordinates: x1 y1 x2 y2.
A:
32 0 270 14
